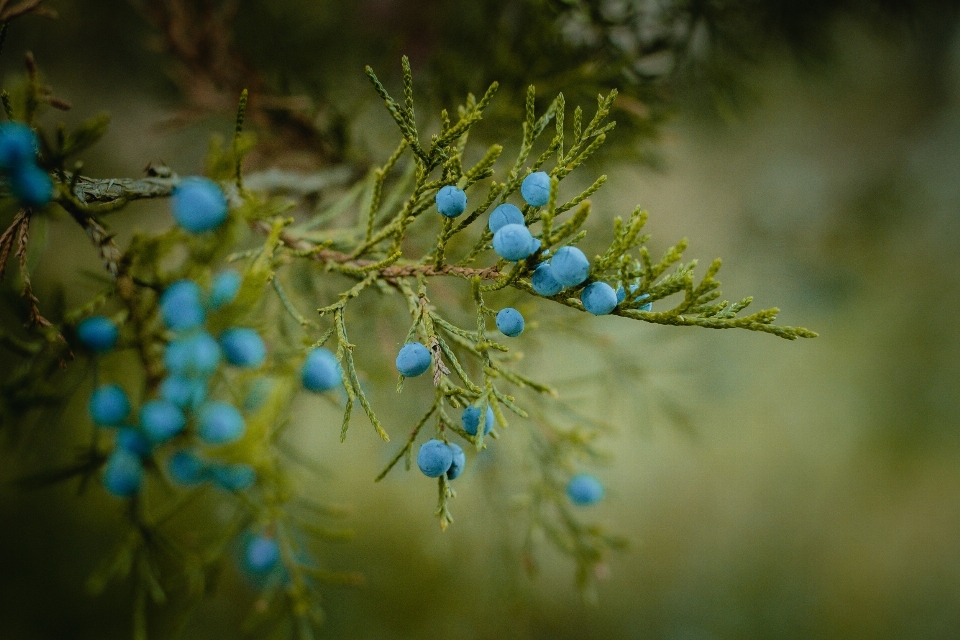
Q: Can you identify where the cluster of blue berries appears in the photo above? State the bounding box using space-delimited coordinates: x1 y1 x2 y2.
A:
0 122 53 209
417 439 466 480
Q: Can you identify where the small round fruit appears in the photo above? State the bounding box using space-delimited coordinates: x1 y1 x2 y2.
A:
219 327 266 368
140 399 187 443
171 177 228 233
495 308 524 337
88 384 131 427
417 439 454 478
435 185 467 218
168 450 208 486
520 171 551 207
567 473 605 506
492 223 535 261
301 348 341 392
550 246 590 287
0 122 38 168
102 449 143 497
488 203 524 233
9 164 53 208
211 464 256 491
581 281 618 315
164 331 221 378
115 428 151 457
532 263 563 297
462 405 494 436
245 535 281 573
446 442 466 480
396 342 431 378
160 375 206 409
159 280 206 332
209 269 242 309
76 316 119 353
197 402 245 444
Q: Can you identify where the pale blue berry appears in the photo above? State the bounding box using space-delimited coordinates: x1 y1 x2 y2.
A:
115 428 151 457
164 331 221 378
616 284 626 304
567 473 604 506
581 282 618 315
488 203 524 233
171 177 228 233
168 449 208 485
417 439 454 477
550 246 590 287
492 223 535 261
102 449 143 497
140 399 187 443
160 280 206 331
209 269 242 309
197 402 245 444
0 122 38 168
77 316 119 353
446 442 466 480
532 263 563 296
520 171 551 207
160 375 206 409
220 327 266 368
211 463 256 491
496 308 524 337
396 342 431 378
435 185 467 218
89 384 130 427
462 405 494 436
9 164 53 208
301 348 341 392
245 535 281 573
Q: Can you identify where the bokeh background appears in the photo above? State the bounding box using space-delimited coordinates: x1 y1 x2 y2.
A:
2 1 960 638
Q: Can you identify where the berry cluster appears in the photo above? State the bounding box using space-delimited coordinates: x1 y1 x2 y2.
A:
416 439 466 480
0 122 53 209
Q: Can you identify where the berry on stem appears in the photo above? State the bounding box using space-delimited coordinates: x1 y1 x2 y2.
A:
171 177 228 233
396 343 431 378
417 439 454 477
88 384 131 427
164 331 221 379
168 450 208 486
160 375 206 409
102 449 143 497
567 473 605 506
462 405 494 436
495 308 524 337
76 316 119 353
492 223 535 261
488 203 524 233
0 122 38 169
581 281 618 315
197 402 246 444
115 428 151 457
140 399 187 443
550 246 590 287
532 263 563 297
209 269 242 309
219 328 266 368
446 442 466 480
211 464 257 491
520 171 551 207
10 164 53 208
245 535 281 574
435 185 467 218
301 348 341 392
160 280 206 332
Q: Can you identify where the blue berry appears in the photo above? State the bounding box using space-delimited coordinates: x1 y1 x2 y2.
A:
171 177 228 233
164 331 221 378
581 281 618 315
488 203 524 233
197 402 245 444
245 535 281 573
9 164 53 208
520 171 551 207
209 269 242 309
567 473 605 506
76 316 119 353
532 263 563 297
115 428 151 457
301 347 341 392
89 384 131 427
0 122 38 168
492 223 535 261
102 449 143 497
211 463 256 491
140 399 187 443
168 449 208 485
435 185 467 218
417 439 454 477
550 246 590 287
219 327 266 368
462 404 494 436
160 280 206 331
396 342 431 378
495 308 524 337
616 284 626 304
160 375 206 409
446 442 466 480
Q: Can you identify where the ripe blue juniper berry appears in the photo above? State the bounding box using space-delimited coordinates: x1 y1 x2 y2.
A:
76 316 119 352
496 308 525 337
567 473 605 506
3 43 816 633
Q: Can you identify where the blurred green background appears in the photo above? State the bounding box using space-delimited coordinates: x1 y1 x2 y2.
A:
2 1 960 638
